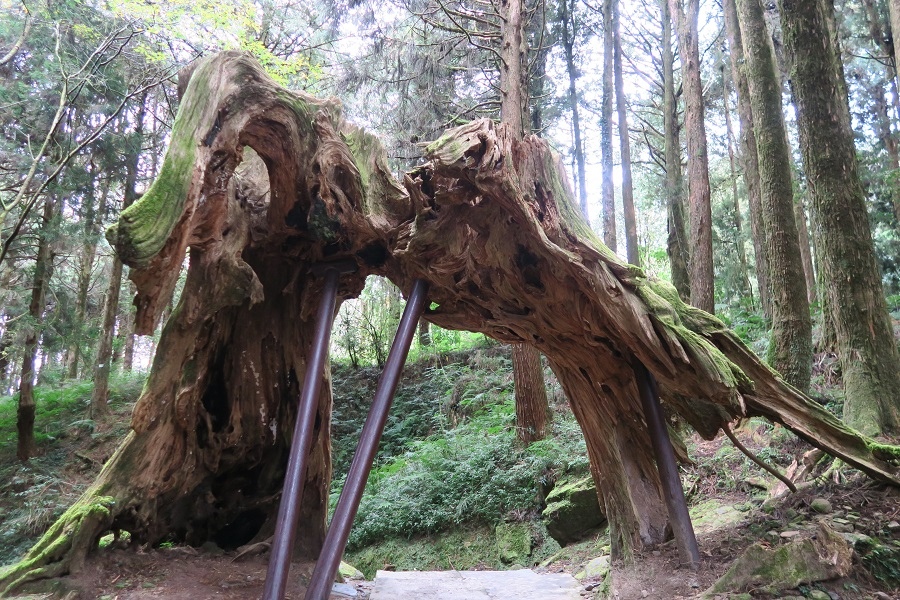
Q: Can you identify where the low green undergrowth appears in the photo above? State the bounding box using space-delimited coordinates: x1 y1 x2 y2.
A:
338 376 589 550
0 371 146 566
0 371 145 447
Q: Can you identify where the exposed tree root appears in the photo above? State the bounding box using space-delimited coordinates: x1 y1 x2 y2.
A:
0 495 114 596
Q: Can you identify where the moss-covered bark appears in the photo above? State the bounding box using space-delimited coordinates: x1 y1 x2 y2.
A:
781 0 900 436
736 0 812 392
2 51 899 595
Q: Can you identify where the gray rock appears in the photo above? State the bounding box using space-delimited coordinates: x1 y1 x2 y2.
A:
582 556 610 579
541 476 606 544
810 498 832 513
332 582 358 598
705 523 853 595
839 532 874 552
807 591 830 600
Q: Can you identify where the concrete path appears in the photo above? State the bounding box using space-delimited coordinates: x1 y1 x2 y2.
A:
369 569 582 599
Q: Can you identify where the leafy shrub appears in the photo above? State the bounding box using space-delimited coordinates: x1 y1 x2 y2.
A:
341 392 589 549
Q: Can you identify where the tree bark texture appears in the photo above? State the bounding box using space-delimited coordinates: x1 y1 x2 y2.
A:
17 195 58 461
614 0 638 265
780 0 900 436
723 0 771 319
794 195 817 305
512 343 549 443
3 52 900 594
601 0 617 251
890 0 900 89
662 0 690 301
669 0 714 313
736 0 812 392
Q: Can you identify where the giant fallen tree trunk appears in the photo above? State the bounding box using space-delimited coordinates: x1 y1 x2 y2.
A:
2 51 899 594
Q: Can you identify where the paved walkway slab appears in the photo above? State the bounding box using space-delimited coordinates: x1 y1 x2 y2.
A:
369 569 582 599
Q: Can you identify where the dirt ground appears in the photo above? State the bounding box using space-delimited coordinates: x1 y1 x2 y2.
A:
6 425 900 600
9 477 892 600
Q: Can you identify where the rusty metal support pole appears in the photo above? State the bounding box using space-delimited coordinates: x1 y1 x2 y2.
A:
262 267 341 600
304 279 429 600
634 359 700 571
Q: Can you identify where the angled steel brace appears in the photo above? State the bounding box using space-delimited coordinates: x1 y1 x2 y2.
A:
263 262 352 600
304 279 429 600
633 359 700 570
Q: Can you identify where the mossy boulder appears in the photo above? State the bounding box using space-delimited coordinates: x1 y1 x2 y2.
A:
495 522 532 564
705 524 852 596
541 475 606 545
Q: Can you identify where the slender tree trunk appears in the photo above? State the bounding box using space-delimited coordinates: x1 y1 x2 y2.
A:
601 0 617 250
67 182 109 379
500 0 551 445
121 280 136 371
614 0 638 265
91 258 123 417
662 0 689 300
417 319 431 346
794 195 817 304
723 0 771 319
737 0 812 392
889 0 900 87
561 0 589 219
861 0 900 224
669 0 714 312
17 195 58 461
721 63 752 298
512 344 549 443
781 0 900 435
91 96 147 415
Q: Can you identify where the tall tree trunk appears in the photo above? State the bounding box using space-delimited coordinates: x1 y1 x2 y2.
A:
17 195 58 461
601 0 617 250
512 344 549 443
721 62 752 298
91 97 147 416
614 0 638 265
500 0 551 446
794 195 817 304
91 257 123 417
669 0 714 313
561 0 589 219
67 182 109 379
737 0 812 392
121 279 136 372
723 0 771 319
662 0 690 300
889 0 900 87
781 0 900 435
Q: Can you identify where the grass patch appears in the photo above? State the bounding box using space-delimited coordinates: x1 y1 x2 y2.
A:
0 371 146 566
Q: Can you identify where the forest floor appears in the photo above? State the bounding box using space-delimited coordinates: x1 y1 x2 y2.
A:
2 356 900 599
10 447 900 600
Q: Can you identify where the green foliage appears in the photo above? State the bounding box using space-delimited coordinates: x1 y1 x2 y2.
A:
0 372 146 566
338 363 589 549
716 302 769 355
0 371 145 447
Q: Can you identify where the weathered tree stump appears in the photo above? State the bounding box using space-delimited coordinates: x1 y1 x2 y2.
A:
2 51 898 594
